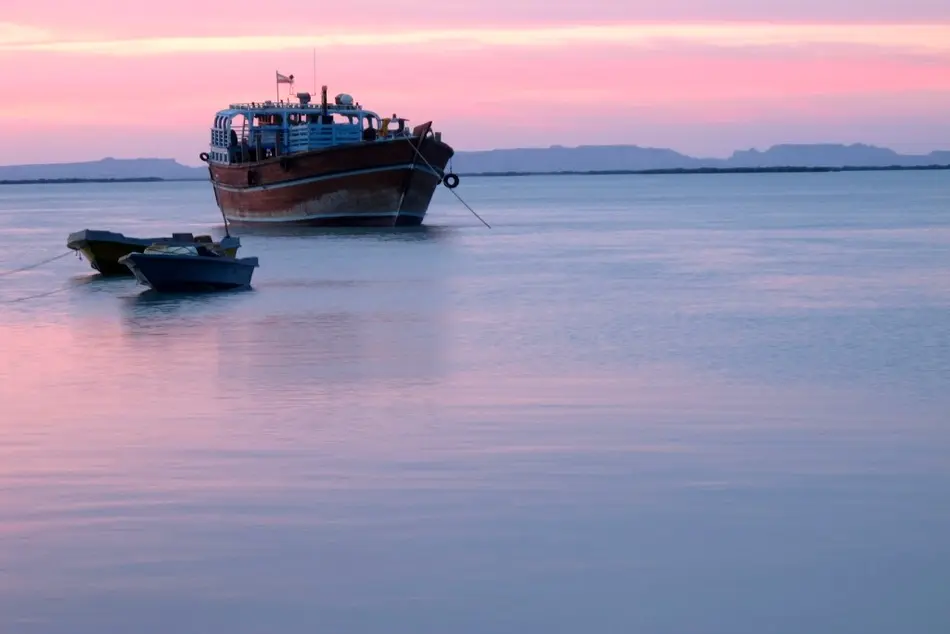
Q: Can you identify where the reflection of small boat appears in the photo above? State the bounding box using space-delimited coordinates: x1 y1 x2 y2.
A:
119 243 259 292
66 229 240 276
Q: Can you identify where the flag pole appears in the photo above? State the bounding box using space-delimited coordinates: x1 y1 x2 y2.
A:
275 70 279 103
312 48 316 95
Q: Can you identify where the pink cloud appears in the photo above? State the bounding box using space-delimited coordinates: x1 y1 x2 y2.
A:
4 1 950 39
2 18 950 163
3 42 948 117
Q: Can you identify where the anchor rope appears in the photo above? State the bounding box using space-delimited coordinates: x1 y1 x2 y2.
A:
407 140 492 229
0 250 73 278
0 284 71 304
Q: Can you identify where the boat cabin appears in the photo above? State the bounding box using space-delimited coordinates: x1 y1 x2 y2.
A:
207 87 412 165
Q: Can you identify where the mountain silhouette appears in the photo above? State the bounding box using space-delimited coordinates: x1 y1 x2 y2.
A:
1 144 948 180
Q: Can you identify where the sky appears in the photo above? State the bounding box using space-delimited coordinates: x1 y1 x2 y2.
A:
1 1 950 165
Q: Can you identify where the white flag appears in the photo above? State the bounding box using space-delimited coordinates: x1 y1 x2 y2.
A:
276 72 294 84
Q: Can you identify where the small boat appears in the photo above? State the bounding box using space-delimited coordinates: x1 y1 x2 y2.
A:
66 229 241 276
118 242 259 292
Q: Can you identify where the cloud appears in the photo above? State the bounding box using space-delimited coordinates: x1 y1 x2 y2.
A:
0 22 52 45
2 22 950 56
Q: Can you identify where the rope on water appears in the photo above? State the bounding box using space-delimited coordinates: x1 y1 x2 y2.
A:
0 284 71 304
408 140 492 229
0 250 77 303
0 250 74 278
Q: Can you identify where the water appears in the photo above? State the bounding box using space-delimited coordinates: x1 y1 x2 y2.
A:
1 172 948 633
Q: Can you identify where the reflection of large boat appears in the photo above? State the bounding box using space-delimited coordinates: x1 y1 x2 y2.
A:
66 229 240 276
200 81 457 228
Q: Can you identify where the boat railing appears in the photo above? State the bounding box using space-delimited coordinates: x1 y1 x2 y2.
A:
211 128 229 147
207 115 411 161
228 102 363 113
284 123 362 152
288 126 309 152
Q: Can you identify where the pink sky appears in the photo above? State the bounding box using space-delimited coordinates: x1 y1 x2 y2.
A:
1 1 950 165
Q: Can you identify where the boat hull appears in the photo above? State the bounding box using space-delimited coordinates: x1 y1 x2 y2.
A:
66 230 240 276
119 253 259 292
208 129 454 227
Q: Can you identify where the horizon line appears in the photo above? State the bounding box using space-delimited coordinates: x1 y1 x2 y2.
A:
2 140 949 169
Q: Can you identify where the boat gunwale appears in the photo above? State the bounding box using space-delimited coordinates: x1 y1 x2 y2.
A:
208 133 451 173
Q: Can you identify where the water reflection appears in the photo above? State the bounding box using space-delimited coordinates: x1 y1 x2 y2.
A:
218 311 446 391
67 272 125 287
3 175 950 634
124 287 253 309
225 222 454 242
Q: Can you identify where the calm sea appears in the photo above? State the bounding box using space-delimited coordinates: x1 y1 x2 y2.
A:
1 172 948 633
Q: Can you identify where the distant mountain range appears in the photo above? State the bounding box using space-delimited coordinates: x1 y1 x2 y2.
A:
450 143 950 173
0 158 204 181
1 144 949 181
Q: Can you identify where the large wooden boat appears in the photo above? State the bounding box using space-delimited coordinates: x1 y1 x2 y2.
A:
201 82 458 227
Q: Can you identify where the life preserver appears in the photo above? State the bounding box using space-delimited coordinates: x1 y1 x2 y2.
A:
443 173 460 189
199 152 210 162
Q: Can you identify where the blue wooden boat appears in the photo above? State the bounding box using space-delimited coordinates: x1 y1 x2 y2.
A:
67 229 240 276
118 243 258 292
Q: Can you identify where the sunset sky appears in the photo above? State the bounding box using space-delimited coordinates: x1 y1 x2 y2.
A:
2 1 950 165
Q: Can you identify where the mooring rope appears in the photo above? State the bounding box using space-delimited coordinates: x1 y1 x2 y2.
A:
0 284 71 304
407 141 492 229
0 250 73 278
0 250 77 303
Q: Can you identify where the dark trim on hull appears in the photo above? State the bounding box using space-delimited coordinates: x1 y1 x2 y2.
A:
216 169 442 227
226 212 425 228
79 248 136 276
208 131 453 227
394 214 424 227
226 214 400 228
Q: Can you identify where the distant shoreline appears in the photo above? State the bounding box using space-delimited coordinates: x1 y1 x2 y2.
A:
464 164 950 177
1 164 949 185
0 177 194 185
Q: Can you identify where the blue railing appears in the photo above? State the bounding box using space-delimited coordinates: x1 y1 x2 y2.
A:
288 126 309 153
285 123 361 152
208 122 367 163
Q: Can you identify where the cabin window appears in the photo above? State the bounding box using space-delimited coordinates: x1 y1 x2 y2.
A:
230 114 248 143
254 113 283 126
